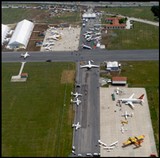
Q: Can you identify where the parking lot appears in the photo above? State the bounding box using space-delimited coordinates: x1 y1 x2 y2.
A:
100 87 157 157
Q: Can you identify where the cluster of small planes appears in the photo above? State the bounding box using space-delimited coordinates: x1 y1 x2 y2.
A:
82 18 102 50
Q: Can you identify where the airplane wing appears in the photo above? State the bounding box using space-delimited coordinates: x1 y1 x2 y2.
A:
91 64 99 68
80 65 89 68
127 101 135 109
129 93 134 99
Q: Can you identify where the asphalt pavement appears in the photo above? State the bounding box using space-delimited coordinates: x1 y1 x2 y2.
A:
72 63 100 156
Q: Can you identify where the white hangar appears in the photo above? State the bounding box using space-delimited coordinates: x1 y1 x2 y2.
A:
8 19 34 49
2 24 10 45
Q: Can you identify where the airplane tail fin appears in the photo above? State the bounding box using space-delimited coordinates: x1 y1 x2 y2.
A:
71 92 73 95
138 94 144 100
71 99 73 102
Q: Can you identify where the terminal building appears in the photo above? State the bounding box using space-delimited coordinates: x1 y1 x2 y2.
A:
82 13 96 19
8 19 34 49
105 61 121 71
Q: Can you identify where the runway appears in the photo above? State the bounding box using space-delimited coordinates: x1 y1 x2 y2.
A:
72 63 100 156
2 49 159 63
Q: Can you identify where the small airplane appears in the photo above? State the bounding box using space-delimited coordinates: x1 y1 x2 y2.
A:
115 87 123 95
21 52 30 59
71 98 81 106
118 93 145 109
80 60 99 69
72 122 81 130
121 111 134 120
98 140 118 148
71 92 82 98
121 120 128 126
120 126 127 134
82 44 92 50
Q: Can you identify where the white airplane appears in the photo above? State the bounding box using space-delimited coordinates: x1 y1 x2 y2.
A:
80 60 99 69
118 93 145 109
71 92 82 98
82 44 92 50
115 87 123 95
120 126 127 134
121 111 134 120
72 122 81 130
21 52 30 59
71 98 81 106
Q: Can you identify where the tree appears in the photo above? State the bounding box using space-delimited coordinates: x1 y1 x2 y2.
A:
151 6 159 18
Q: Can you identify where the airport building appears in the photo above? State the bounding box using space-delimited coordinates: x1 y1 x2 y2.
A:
112 76 127 85
8 19 34 49
105 61 121 71
82 13 96 19
105 17 126 29
2 24 10 45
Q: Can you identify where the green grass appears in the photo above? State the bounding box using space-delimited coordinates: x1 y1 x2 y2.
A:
2 8 81 24
100 6 157 22
101 22 159 50
2 62 75 157
120 61 159 155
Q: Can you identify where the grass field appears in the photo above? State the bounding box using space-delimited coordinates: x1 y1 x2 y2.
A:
2 62 75 157
2 8 81 24
100 6 157 22
101 22 159 50
120 61 159 155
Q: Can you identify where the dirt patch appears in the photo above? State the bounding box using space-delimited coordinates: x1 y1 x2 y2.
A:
61 70 75 84
33 24 48 32
26 40 40 51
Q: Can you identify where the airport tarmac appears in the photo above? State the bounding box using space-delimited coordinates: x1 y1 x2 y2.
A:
41 26 81 51
100 87 157 157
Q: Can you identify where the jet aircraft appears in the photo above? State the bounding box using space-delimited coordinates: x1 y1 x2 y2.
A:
118 93 144 109
80 60 99 69
21 52 30 59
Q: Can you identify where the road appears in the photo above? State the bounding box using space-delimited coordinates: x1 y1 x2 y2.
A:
105 13 159 27
2 49 159 63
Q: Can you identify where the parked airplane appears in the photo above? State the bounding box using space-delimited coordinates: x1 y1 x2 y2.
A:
122 111 134 120
21 52 30 59
82 44 92 50
71 92 82 98
80 60 99 69
121 120 128 126
72 122 81 130
71 98 81 106
118 93 144 109
120 126 127 134
115 87 123 95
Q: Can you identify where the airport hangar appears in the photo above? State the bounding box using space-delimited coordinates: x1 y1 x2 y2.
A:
7 19 34 49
